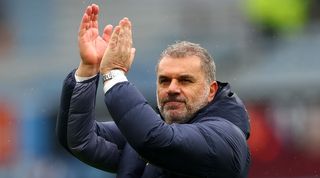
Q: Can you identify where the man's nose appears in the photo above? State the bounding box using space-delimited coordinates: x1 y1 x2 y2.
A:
167 80 181 94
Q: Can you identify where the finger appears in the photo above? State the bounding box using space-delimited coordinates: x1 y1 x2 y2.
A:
91 3 99 15
79 13 89 31
91 4 99 29
118 24 126 52
119 18 132 52
102 24 113 42
108 26 121 50
86 5 93 22
79 6 91 35
122 18 131 35
125 18 132 48
86 5 93 15
120 17 130 29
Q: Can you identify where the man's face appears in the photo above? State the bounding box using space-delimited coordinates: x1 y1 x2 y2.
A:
156 56 213 124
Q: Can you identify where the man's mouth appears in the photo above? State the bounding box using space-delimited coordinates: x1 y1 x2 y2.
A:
164 101 184 109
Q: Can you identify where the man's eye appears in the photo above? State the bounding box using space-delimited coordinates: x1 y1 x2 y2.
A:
159 78 170 84
180 79 193 84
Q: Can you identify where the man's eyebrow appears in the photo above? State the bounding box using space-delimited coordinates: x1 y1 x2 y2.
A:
158 75 169 79
179 75 196 80
158 74 195 79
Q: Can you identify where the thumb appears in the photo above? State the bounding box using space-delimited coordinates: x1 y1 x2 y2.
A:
130 48 136 62
126 48 136 73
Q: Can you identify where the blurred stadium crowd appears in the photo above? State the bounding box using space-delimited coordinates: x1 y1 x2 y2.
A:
0 0 320 178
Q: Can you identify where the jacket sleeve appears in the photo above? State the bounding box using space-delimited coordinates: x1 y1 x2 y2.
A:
56 70 126 172
104 82 250 177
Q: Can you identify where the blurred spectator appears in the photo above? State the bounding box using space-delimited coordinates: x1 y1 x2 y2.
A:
244 0 308 38
0 1 17 174
247 101 320 177
0 100 17 166
308 0 320 24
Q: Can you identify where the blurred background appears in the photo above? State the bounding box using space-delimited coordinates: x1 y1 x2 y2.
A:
0 0 320 177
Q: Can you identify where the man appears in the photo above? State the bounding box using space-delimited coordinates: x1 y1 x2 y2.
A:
56 4 251 178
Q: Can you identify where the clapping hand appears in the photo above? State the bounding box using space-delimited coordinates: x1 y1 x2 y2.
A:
100 17 136 75
77 4 113 77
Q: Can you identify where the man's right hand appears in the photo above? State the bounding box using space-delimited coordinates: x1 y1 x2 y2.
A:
76 4 113 77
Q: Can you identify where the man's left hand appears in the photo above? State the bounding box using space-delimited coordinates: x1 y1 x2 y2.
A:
100 17 135 74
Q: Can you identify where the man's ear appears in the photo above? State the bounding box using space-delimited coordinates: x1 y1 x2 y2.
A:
208 81 218 102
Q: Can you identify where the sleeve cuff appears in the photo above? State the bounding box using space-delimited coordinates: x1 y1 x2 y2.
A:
75 73 98 82
103 70 128 93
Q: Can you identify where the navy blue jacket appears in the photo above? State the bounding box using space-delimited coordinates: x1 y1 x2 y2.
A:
56 70 251 178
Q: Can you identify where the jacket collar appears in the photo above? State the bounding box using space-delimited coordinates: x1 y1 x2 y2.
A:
190 81 250 139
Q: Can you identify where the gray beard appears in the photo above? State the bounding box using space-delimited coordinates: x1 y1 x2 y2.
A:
157 85 210 124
